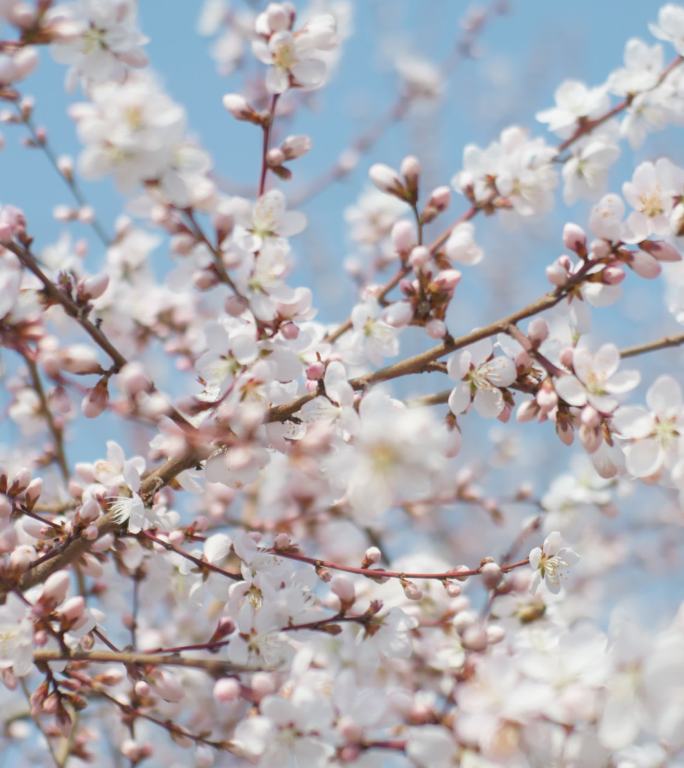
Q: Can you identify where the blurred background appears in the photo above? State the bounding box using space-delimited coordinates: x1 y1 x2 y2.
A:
1 0 683 621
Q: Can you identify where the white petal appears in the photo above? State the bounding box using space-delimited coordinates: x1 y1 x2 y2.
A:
473 387 504 418
612 406 654 439
593 343 620 378
646 374 682 416
605 369 640 394
555 375 588 406
447 383 471 415
482 356 516 387
624 438 663 478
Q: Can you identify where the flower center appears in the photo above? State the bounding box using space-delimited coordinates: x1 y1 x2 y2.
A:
639 192 664 218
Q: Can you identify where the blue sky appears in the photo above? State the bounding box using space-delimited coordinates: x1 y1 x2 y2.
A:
1 0 681 473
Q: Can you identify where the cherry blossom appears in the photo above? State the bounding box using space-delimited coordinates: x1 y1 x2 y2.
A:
528 531 580 594
252 8 337 93
536 79 610 136
555 343 640 413
613 375 684 477
1 2 684 765
447 339 516 418
49 0 148 88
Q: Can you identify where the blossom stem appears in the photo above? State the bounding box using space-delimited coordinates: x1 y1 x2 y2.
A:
141 531 242 581
269 547 529 581
95 687 237 752
556 55 684 155
258 94 279 196
14 99 112 247
33 648 256 673
19 349 70 482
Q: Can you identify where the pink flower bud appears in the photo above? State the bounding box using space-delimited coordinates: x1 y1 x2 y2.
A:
368 163 404 196
42 570 70 606
24 478 42 508
559 347 575 369
433 269 462 291
225 294 249 317
10 545 34 571
486 625 506 644
81 379 109 418
223 93 255 121
581 405 600 427
273 532 292 550
640 240 681 262
590 239 611 259
402 580 423 601
462 625 488 651
453 609 476 633
57 155 73 181
266 3 290 31
408 245 430 268
601 265 625 284
628 250 661 279
445 581 461 597
480 562 502 589
251 672 276 698
562 222 587 255
280 321 299 340
266 147 285 167
281 134 311 160
330 574 355 603
556 421 574 446
537 386 558 410
527 318 549 344
154 670 184 702
214 677 240 703
117 362 150 397
427 185 450 211
12 47 37 80
306 361 325 380
384 301 413 328
60 345 102 375
364 546 381 565
391 219 416 253
83 525 98 540
546 262 567 286
338 716 363 742
8 468 31 496
401 155 421 184
0 204 26 241
80 273 109 300
135 680 151 697
425 319 447 339
59 595 85 623
516 400 539 423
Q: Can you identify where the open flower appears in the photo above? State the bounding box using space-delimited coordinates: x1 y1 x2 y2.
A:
529 531 579 594
555 344 640 413
447 339 516 418
236 189 306 255
613 375 684 477
252 13 337 93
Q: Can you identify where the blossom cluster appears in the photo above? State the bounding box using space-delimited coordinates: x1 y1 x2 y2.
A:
0 1 683 767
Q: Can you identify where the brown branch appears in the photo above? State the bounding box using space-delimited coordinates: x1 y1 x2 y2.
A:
7 242 127 372
21 350 70 482
95 688 237 753
33 648 257 674
270 547 529 581
258 94 279 196
619 332 684 360
16 101 111 247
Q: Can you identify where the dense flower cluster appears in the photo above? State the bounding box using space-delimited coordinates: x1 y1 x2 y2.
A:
0 1 683 766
